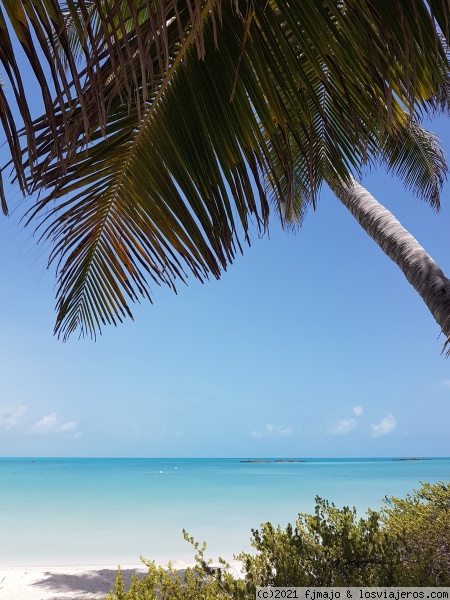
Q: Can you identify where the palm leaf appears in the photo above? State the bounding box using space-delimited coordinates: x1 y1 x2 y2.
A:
380 118 448 210
22 0 450 338
0 0 89 211
0 0 227 213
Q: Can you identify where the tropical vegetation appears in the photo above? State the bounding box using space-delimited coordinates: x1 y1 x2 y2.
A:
104 481 450 598
2 2 450 348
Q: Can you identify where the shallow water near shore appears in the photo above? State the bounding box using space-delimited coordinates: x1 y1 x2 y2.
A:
1 457 449 567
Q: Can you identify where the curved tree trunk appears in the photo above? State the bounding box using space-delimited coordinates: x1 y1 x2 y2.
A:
330 178 450 354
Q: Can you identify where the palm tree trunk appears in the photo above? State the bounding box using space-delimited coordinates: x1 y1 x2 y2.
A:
330 177 450 353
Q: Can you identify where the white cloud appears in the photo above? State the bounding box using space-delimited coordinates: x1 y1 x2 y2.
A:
352 405 363 416
332 418 357 435
56 421 77 432
28 412 78 436
29 413 58 434
250 424 293 438
0 404 27 430
438 379 450 390
371 413 396 438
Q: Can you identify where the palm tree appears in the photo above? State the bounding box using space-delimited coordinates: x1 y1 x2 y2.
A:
4 1 450 349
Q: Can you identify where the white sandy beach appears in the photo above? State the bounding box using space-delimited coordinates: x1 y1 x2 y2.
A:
1 561 244 600
0 565 149 600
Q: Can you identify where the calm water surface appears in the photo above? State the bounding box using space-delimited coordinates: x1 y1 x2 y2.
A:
0 457 449 566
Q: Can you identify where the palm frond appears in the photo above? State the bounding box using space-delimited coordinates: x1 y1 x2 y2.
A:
0 0 89 210
380 118 448 210
22 0 450 339
0 0 228 213
27 6 270 340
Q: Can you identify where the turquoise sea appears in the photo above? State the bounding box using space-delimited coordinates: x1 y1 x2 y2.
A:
1 457 449 567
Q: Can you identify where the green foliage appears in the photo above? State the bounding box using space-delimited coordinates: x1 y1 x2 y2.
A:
238 500 399 587
104 531 248 600
241 482 450 587
22 2 450 340
382 482 450 585
105 482 450 598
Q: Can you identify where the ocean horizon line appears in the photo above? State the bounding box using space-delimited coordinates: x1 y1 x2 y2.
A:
0 455 448 460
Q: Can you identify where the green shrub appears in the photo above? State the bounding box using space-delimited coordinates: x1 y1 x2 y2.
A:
382 481 450 585
238 499 399 587
105 481 450 598
104 532 248 600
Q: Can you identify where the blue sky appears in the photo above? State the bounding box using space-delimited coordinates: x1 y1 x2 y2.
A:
1 98 450 458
